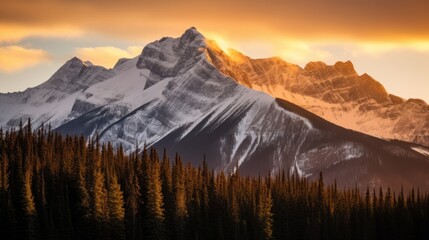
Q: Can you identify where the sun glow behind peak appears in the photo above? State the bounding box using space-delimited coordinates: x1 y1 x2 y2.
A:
205 33 232 54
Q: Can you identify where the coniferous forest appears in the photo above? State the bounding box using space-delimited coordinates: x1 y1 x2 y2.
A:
1 120 429 240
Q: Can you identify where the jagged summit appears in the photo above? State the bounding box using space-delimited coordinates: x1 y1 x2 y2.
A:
226 48 249 62
83 60 94 66
113 58 133 69
304 60 357 76
59 56 85 71
136 27 208 77
64 56 98 69
333 60 357 76
407 98 428 106
39 56 112 92
214 47 429 146
68 56 82 62
180 27 205 44
304 61 328 71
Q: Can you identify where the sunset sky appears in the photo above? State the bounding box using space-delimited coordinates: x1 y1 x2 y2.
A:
1 0 428 102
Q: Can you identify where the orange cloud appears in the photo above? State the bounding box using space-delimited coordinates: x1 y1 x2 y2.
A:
0 23 83 42
275 40 332 65
74 46 143 68
0 46 50 73
1 1 429 43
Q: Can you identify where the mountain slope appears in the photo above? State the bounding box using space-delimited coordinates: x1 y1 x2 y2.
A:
211 49 429 146
1 28 429 192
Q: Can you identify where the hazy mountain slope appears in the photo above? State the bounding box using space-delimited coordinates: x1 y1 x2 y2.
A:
210 48 429 146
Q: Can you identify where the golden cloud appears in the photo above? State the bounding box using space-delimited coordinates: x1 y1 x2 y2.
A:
0 46 50 73
0 23 83 42
1 1 429 43
275 41 333 65
74 46 143 68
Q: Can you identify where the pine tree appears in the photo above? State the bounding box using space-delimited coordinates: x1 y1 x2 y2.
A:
124 158 141 240
0 149 9 195
160 149 174 240
2 123 429 240
78 164 90 219
199 158 211 239
143 148 165 239
92 169 108 222
108 174 125 240
172 154 187 240
256 182 273 240
22 169 37 240
0 148 15 238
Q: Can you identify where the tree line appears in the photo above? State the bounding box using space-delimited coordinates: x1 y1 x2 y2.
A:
0 120 428 240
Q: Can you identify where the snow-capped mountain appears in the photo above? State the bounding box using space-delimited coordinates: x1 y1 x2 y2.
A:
1 27 429 191
213 49 429 147
0 57 114 128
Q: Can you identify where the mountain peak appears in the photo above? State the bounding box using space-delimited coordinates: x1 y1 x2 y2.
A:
183 26 200 37
136 27 208 80
83 61 94 66
36 55 112 94
406 98 428 106
304 61 328 71
59 56 85 71
67 57 96 68
68 56 83 63
304 60 357 76
227 49 250 63
178 26 206 48
333 60 357 75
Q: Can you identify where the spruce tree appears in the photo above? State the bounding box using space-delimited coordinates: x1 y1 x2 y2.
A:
143 148 165 239
161 149 174 240
0 150 9 194
92 169 107 222
108 174 125 240
172 154 187 240
256 182 273 240
78 163 90 219
124 158 141 240
22 169 37 240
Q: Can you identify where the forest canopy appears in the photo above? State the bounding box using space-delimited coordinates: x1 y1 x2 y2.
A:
0 120 428 240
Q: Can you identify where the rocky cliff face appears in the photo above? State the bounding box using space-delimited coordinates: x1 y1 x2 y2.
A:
208 48 429 147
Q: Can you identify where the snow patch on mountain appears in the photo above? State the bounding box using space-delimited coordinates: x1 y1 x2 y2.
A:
295 142 365 177
412 147 429 156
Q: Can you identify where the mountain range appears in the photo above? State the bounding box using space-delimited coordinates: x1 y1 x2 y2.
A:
209 45 429 147
1 27 428 191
